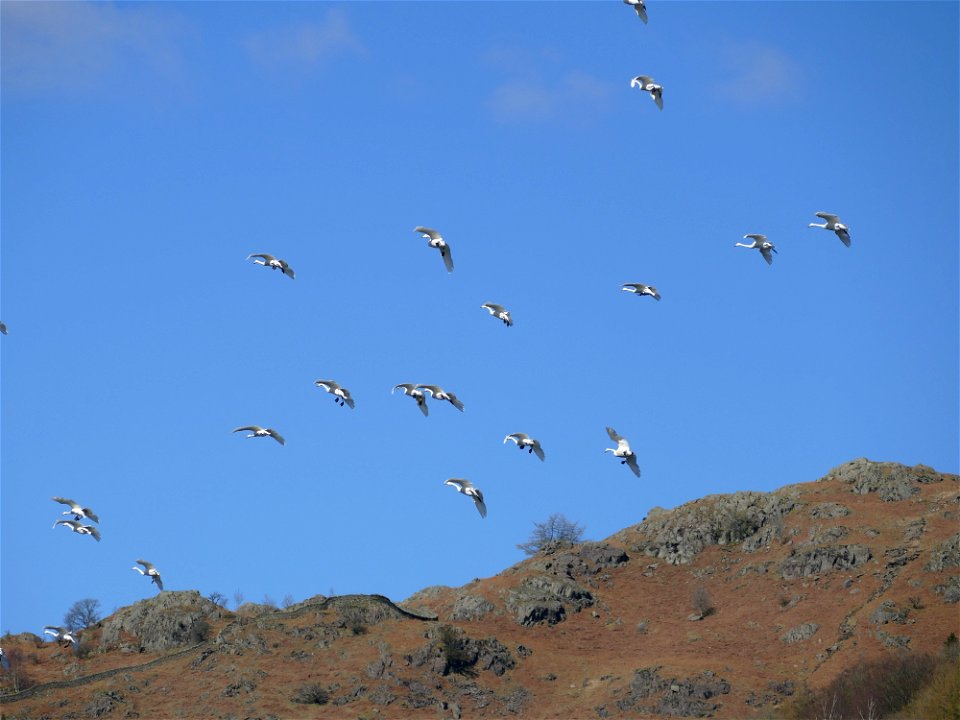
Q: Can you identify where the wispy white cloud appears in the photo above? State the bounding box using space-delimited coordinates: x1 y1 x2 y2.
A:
483 46 614 124
713 41 800 106
243 10 364 71
1 1 186 95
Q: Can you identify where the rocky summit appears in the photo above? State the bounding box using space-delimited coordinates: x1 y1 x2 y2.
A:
2 459 957 718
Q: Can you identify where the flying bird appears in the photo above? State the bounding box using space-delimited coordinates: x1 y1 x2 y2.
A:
0 321 7 335
232 426 285 445
604 427 641 477
53 519 101 541
247 253 295 279
393 383 429 416
622 283 661 301
623 0 648 23
43 626 78 645
481 303 513 327
414 226 454 273
51 497 100 524
132 559 164 591
0 647 10 671
735 234 777 265
504 432 545 461
315 379 355 408
630 75 663 110
808 212 851 247
416 384 465 412
444 479 487 518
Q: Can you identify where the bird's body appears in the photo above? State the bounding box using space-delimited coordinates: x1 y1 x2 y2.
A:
481 303 513 327
623 0 648 23
247 253 295 279
393 383 429 416
233 425 285 444
43 626 77 645
51 497 100 524
735 234 778 265
630 75 663 110
416 384 465 412
621 283 661 301
808 212 851 247
315 380 355 409
504 432 545 461
132 559 164 591
53 519 101 541
444 478 487 518
604 426 641 477
414 226 454 273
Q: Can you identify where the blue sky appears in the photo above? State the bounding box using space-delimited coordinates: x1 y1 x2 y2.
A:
1 1 957 635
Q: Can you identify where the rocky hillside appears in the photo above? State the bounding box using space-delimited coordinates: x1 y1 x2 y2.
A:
2 459 957 719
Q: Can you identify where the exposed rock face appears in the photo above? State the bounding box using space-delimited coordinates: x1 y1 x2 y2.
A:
810 502 851 519
626 491 797 565
925 534 960 572
505 575 594 626
407 626 515 677
871 600 909 625
452 594 496 621
99 591 223 652
781 623 820 644
779 544 872 579
822 458 944 501
613 666 731 717
530 542 630 578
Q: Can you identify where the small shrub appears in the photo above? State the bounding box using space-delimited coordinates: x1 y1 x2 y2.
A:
291 682 330 705
692 585 714 617
437 625 474 675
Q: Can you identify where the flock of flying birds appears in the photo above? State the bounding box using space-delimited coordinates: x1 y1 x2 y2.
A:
4 0 857 646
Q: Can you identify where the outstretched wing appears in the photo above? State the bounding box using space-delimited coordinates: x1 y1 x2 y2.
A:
532 443 546 462
482 303 505 314
504 433 526 445
445 392 464 411
393 383 415 395
440 245 454 273
136 559 156 572
233 426 261 433
315 380 337 393
625 454 642 478
52 496 76 508
266 429 285 445
414 226 442 241
760 247 775 265
816 212 841 223
837 229 852 247
247 253 276 262
84 508 101 523
473 494 488 518
606 426 623 443
152 575 164 590
87 526 102 542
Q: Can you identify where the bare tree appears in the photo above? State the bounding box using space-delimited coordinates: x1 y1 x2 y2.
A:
282 594 296 609
517 513 585 555
208 591 228 607
692 585 714 618
233 589 245 609
63 598 101 632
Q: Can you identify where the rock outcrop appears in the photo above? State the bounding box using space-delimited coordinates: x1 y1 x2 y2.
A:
99 591 224 652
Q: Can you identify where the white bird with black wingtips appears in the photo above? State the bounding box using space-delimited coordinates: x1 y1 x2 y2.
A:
414 226 454 273
623 0 648 23
416 384 465 412
233 425 285 445
604 427 641 477
622 283 661 301
481 303 513 327
315 379 355 409
393 383 429 416
247 253 295 279
735 234 777 265
504 432 545 461
808 212 851 247
132 559 164 591
444 479 487 518
631 75 663 110
53 519 101 542
43 626 78 646
52 497 100 524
